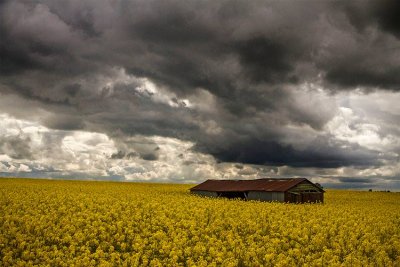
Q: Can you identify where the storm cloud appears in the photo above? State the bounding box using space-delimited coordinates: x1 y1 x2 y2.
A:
0 0 400 188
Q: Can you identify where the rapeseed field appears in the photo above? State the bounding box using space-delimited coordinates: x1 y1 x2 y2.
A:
1 178 399 266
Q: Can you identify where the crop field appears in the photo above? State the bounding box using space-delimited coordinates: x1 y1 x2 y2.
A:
1 179 400 266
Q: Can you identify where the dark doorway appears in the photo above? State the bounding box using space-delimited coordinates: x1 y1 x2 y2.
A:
286 192 323 203
286 192 302 203
218 191 247 200
301 193 323 203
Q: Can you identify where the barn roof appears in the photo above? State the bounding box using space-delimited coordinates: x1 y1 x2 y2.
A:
190 178 323 192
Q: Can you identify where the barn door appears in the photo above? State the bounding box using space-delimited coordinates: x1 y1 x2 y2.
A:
287 192 301 203
301 193 319 203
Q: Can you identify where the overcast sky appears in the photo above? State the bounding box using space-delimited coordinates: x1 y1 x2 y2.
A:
1 0 400 190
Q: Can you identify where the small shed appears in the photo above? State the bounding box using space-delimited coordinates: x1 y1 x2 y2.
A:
190 178 324 203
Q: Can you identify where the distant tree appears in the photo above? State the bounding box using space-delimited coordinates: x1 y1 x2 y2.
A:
368 189 373 192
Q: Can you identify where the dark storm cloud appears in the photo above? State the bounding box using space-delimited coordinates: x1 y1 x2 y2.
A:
43 114 85 130
196 135 385 168
110 150 158 161
0 0 399 170
140 153 158 161
324 0 400 90
1 0 399 94
109 136 161 161
338 177 376 184
323 176 400 190
325 65 400 91
342 0 400 38
0 135 33 159
373 0 400 38
235 36 297 83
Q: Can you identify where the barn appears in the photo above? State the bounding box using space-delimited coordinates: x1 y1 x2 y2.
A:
190 178 324 203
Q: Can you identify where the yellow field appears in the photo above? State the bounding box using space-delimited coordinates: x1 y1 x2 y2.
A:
1 179 399 266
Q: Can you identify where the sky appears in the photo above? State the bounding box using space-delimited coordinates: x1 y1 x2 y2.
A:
1 0 400 190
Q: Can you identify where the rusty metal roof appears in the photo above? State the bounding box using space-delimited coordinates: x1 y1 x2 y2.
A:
190 178 317 192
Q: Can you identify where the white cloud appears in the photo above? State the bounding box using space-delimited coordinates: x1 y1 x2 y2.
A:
327 91 400 153
0 113 226 182
326 107 383 150
1 88 400 189
97 67 196 109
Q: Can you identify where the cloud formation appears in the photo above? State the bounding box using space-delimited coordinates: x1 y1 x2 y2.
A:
0 0 400 189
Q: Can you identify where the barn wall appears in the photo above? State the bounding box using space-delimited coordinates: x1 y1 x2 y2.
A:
191 190 218 198
248 191 285 202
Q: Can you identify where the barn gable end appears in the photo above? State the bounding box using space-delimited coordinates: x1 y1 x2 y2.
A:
285 180 324 203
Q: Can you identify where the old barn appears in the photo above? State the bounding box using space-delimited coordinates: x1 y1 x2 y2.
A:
190 178 324 203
